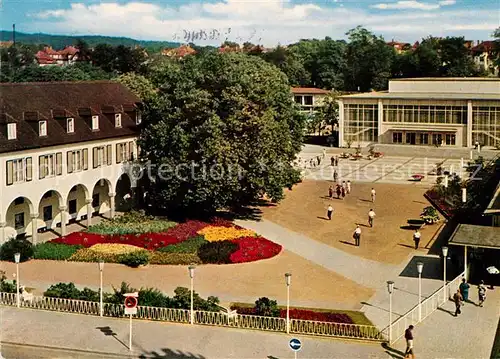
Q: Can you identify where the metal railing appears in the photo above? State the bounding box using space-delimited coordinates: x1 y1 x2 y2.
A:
387 270 465 344
0 292 384 341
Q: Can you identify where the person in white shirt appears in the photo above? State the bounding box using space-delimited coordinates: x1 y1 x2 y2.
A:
353 225 361 246
368 209 376 227
347 180 351 194
371 188 376 203
413 229 421 249
327 205 334 220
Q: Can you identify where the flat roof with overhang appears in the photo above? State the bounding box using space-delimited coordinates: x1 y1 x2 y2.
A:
449 223 500 249
340 92 500 101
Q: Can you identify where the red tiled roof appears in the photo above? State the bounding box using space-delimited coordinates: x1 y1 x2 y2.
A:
291 87 331 94
0 81 141 153
471 41 496 53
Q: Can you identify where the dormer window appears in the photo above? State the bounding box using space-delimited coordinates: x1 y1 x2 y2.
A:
7 123 16 140
92 115 99 130
115 113 122 128
67 118 74 133
39 120 47 136
136 111 142 125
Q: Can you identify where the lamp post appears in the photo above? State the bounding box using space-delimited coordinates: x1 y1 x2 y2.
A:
442 246 448 304
285 273 292 334
387 280 395 344
14 253 20 308
462 187 467 203
416 261 424 322
188 266 195 325
98 261 104 316
444 175 449 188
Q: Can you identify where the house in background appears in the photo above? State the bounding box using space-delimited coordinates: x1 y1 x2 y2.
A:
162 45 197 59
292 87 331 115
387 40 412 54
471 41 499 76
35 46 80 67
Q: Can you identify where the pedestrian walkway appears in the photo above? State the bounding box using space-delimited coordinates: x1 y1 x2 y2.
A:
1 307 388 359
235 218 396 289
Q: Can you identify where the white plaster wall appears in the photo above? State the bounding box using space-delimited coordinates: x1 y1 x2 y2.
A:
0 136 137 236
389 79 500 94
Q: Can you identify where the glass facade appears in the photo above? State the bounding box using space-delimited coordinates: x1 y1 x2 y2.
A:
472 106 500 147
383 105 467 124
344 104 378 142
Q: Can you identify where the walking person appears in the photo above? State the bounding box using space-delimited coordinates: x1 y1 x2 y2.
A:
341 186 346 199
331 156 335 166
371 188 376 203
368 209 375 227
478 280 486 307
413 230 421 249
341 180 346 192
346 180 351 194
322 148 326 158
328 185 333 198
336 185 341 199
327 204 333 220
459 278 470 302
404 325 415 359
453 289 463 316
335 156 339 166
333 169 338 182
353 225 361 246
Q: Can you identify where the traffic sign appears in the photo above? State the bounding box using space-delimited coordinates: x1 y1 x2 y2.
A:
289 338 302 352
124 295 138 315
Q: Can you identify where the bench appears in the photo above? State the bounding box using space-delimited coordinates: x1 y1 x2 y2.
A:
407 219 425 229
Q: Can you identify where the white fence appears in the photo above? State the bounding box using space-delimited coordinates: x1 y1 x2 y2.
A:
386 271 465 344
0 292 384 341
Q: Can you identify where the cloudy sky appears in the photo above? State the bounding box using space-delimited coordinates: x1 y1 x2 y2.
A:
1 0 498 46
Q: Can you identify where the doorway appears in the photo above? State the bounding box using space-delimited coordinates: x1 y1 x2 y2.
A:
406 132 416 145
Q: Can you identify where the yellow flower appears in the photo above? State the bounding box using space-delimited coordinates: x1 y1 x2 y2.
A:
197 226 256 242
89 243 143 255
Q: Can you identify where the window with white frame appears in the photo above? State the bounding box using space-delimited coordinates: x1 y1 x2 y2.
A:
92 115 99 130
7 123 17 140
136 111 142 125
39 120 47 136
67 148 88 173
39 152 62 179
5 157 33 185
93 145 112 168
67 118 75 133
115 113 122 128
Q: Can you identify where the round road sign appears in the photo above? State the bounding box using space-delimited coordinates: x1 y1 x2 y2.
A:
124 296 138 308
289 338 302 352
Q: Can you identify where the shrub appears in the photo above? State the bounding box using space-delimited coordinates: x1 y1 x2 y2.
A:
0 237 34 262
79 287 100 302
33 243 82 260
421 206 440 224
197 226 256 242
254 297 280 317
157 235 207 253
165 220 210 241
150 252 202 265
44 282 81 299
172 287 220 311
118 250 151 267
0 270 16 293
197 241 238 264
69 248 118 263
139 287 175 308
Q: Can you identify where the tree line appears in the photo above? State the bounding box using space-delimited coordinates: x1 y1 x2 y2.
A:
1 26 499 91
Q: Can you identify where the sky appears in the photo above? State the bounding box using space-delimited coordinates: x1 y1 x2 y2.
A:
1 0 499 46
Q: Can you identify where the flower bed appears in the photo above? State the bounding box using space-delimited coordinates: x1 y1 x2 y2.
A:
424 189 453 218
37 217 282 267
231 305 354 324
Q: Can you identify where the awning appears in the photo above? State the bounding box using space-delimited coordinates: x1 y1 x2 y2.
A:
449 223 500 249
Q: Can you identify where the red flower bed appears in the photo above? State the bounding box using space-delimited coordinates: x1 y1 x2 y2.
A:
230 306 354 324
425 190 454 218
163 220 210 241
229 237 282 263
51 231 181 250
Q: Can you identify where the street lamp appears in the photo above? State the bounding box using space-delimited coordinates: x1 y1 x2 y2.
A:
188 266 195 325
416 261 424 322
14 253 20 308
442 247 448 304
98 261 104 316
387 280 395 344
285 273 292 334
462 188 467 203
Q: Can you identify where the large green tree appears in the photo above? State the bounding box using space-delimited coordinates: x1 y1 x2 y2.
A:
5 63 111 82
139 52 305 215
439 36 478 76
344 26 395 91
262 45 311 86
